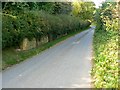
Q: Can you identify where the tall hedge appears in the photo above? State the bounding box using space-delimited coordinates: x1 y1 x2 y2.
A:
92 2 118 88
2 11 91 49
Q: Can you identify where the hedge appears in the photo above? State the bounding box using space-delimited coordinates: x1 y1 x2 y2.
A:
92 2 118 88
2 11 91 49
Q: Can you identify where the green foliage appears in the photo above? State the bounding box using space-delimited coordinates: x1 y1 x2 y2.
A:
72 1 95 21
2 2 29 15
2 2 72 15
2 10 91 49
92 2 118 88
2 27 89 70
78 2 95 21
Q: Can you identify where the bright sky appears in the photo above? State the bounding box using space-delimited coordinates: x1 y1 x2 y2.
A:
71 0 106 8
92 0 106 8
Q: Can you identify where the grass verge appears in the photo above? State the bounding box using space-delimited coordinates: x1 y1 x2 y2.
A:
2 27 90 70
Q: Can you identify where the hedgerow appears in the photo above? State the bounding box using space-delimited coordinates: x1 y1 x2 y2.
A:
92 2 118 88
2 11 91 49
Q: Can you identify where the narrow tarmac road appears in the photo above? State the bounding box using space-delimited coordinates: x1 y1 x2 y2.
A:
2 27 95 88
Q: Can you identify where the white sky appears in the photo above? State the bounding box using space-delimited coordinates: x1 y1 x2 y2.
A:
70 0 106 8
92 0 106 8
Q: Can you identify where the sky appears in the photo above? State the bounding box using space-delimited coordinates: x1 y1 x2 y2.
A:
70 0 106 8
92 0 106 8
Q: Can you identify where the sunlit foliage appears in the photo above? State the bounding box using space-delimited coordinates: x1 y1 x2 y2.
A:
92 1 119 88
71 0 95 21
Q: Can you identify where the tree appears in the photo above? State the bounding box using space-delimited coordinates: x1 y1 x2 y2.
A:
71 1 95 21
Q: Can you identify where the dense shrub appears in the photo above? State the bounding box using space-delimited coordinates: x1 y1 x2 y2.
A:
92 2 118 88
2 11 91 49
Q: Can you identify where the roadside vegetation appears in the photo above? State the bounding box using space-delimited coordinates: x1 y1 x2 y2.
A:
92 1 119 88
1 0 119 88
2 27 89 70
2 11 90 49
2 2 94 70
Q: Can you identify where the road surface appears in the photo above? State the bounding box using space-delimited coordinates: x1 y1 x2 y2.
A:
2 27 95 88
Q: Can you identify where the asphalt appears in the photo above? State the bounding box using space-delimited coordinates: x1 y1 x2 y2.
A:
2 27 95 88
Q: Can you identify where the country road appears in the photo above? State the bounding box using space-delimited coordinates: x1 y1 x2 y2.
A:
2 27 95 88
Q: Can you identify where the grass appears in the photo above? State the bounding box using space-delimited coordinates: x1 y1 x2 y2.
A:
2 27 90 70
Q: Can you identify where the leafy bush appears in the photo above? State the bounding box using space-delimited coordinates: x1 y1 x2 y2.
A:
2 11 91 49
92 2 118 88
